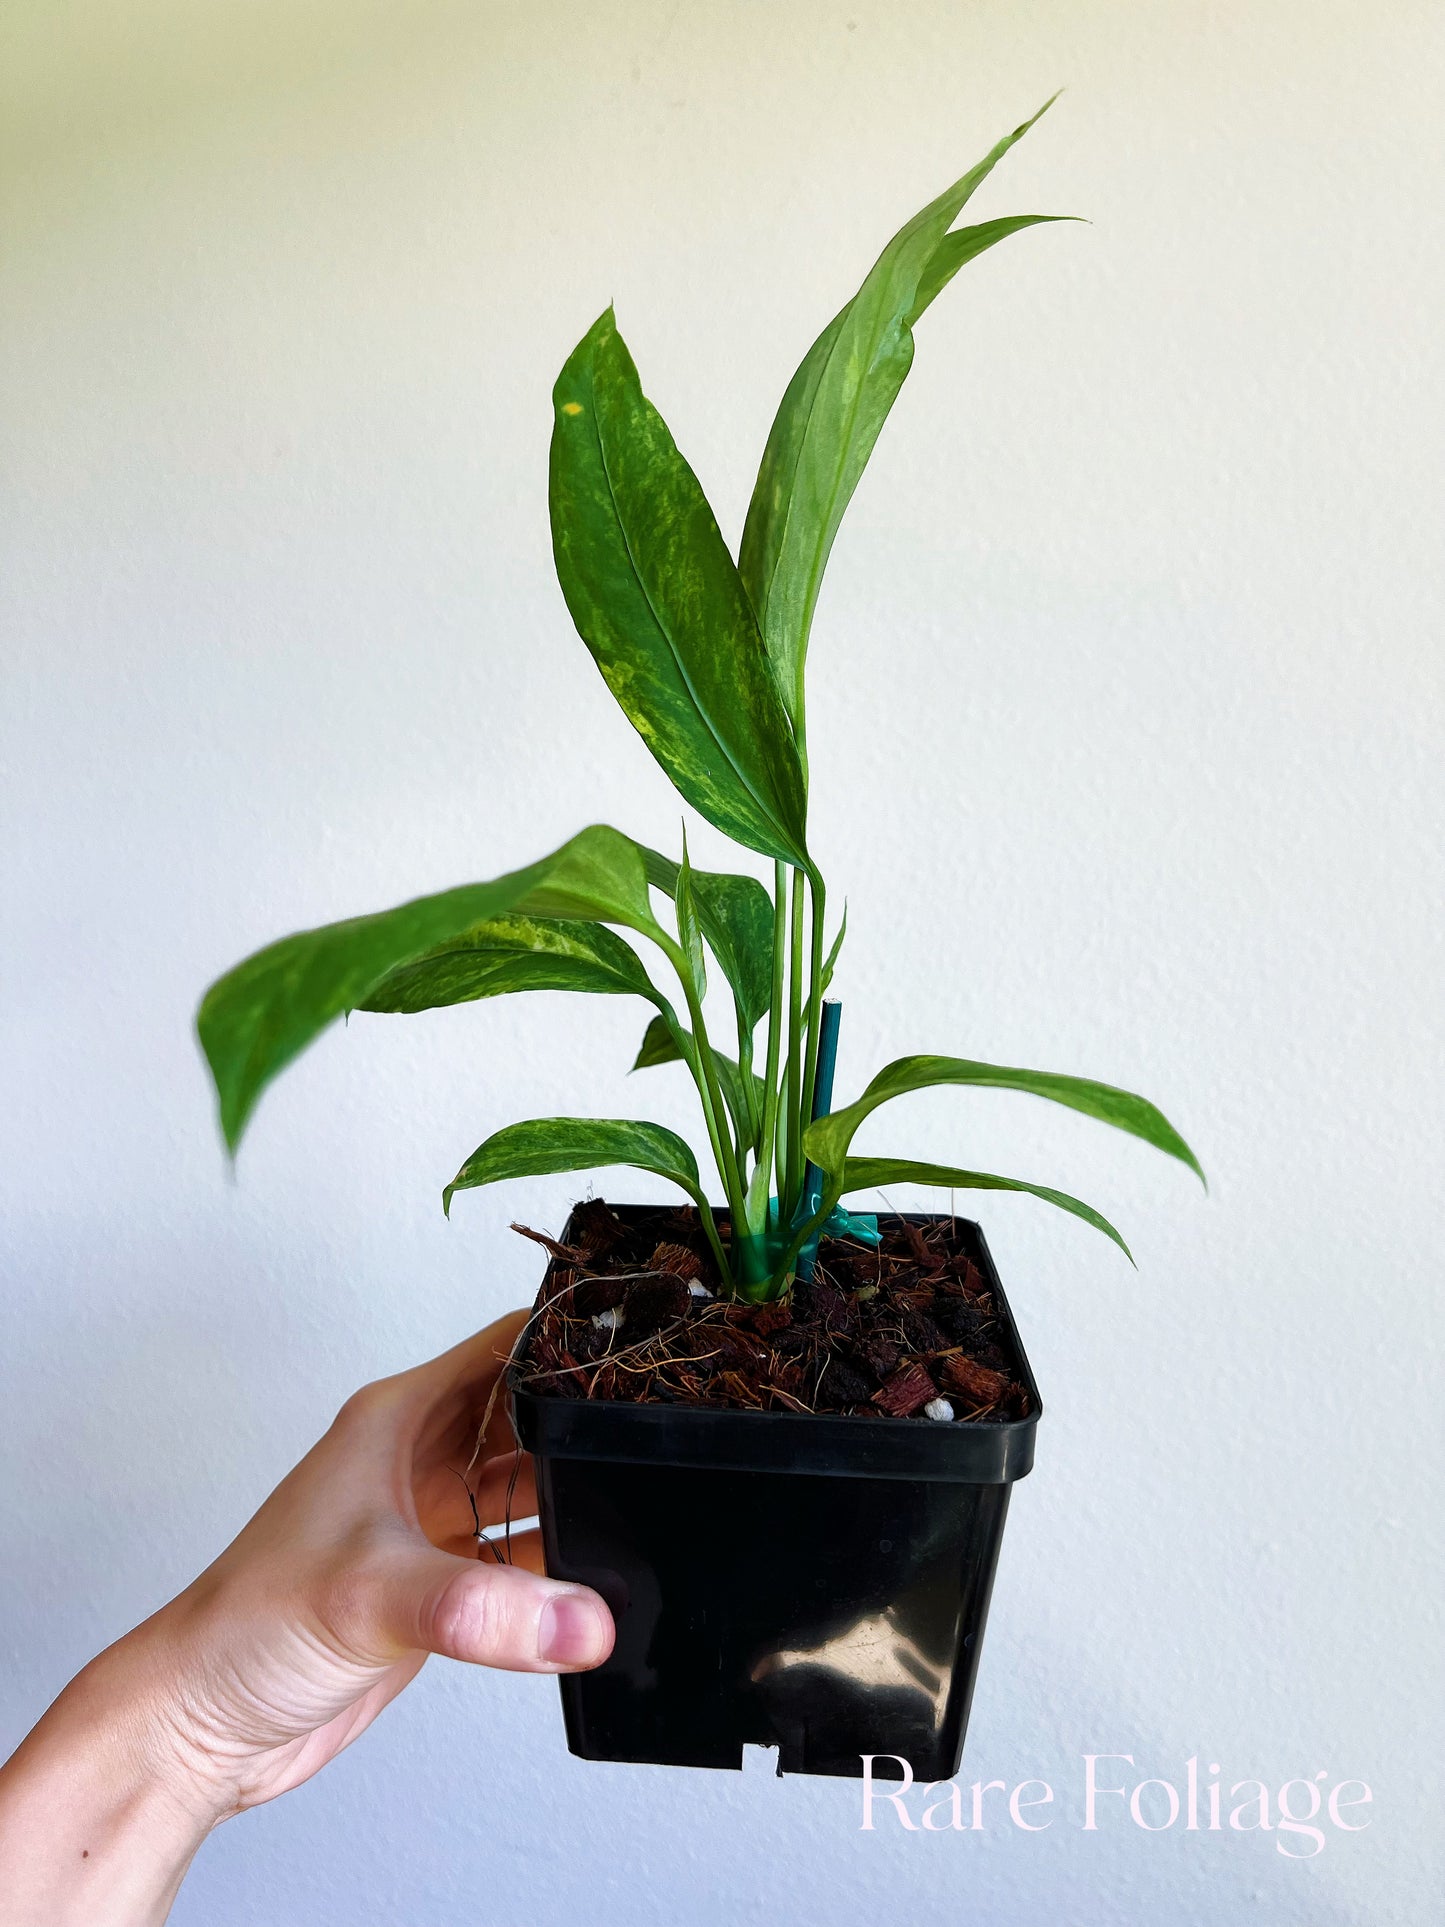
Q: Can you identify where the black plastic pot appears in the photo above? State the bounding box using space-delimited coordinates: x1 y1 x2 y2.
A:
511 1209 1040 1780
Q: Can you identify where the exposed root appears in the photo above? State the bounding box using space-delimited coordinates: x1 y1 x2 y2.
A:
449 1465 507 1565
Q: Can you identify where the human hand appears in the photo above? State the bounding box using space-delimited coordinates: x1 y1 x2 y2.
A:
0 1310 613 1925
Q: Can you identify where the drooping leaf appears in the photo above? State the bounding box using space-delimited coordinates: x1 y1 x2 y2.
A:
820 903 848 993
359 915 662 1015
197 825 661 1154
805 1055 1204 1185
740 99 1070 734
840 1156 1133 1261
642 846 774 1029
630 1013 764 1150
442 1116 705 1217
550 309 809 866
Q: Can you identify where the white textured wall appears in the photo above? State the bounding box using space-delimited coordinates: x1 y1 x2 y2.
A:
4 4 1441 1921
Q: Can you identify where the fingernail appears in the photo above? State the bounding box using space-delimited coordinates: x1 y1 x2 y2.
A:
538 1592 607 1668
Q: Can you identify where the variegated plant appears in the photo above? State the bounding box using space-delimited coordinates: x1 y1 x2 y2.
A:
198 101 1202 1301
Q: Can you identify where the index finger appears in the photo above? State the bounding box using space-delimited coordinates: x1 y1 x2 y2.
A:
404 1306 538 1466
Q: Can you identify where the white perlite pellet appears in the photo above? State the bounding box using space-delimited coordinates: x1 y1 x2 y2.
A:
687 1281 713 1300
923 1397 955 1422
591 1307 623 1333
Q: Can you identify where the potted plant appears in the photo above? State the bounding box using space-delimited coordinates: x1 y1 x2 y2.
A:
198 99 1202 1780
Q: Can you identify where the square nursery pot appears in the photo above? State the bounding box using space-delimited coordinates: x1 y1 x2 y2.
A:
510 1207 1040 1781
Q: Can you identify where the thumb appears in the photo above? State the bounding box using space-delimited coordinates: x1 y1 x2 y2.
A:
368 1542 615 1674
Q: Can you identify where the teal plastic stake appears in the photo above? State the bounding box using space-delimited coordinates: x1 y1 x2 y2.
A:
793 999 842 1285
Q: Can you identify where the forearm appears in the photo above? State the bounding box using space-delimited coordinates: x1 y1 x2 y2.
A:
0 1631 217 1927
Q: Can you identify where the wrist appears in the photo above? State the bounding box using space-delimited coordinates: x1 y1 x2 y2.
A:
0 1621 222 1927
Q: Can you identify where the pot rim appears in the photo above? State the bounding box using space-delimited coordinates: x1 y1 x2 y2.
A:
509 1209 1041 1485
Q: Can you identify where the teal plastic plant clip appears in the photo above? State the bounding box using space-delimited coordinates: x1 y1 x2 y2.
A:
824 1203 881 1247
764 1194 879 1267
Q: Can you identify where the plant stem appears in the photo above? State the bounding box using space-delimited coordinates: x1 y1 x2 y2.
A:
773 1176 844 1290
782 866 806 1213
652 934 748 1267
753 861 788 1233
683 976 748 1218
735 1006 759 1153
693 1196 731 1283
800 869 827 1173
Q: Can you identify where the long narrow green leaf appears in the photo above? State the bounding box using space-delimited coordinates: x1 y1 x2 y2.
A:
907 214 1078 326
675 837 706 997
197 825 661 1154
550 309 809 866
805 1054 1204 1185
841 1156 1133 1261
360 915 662 1014
740 98 1068 733
820 903 848 993
443 1116 705 1217
642 847 773 1028
631 1013 764 1150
